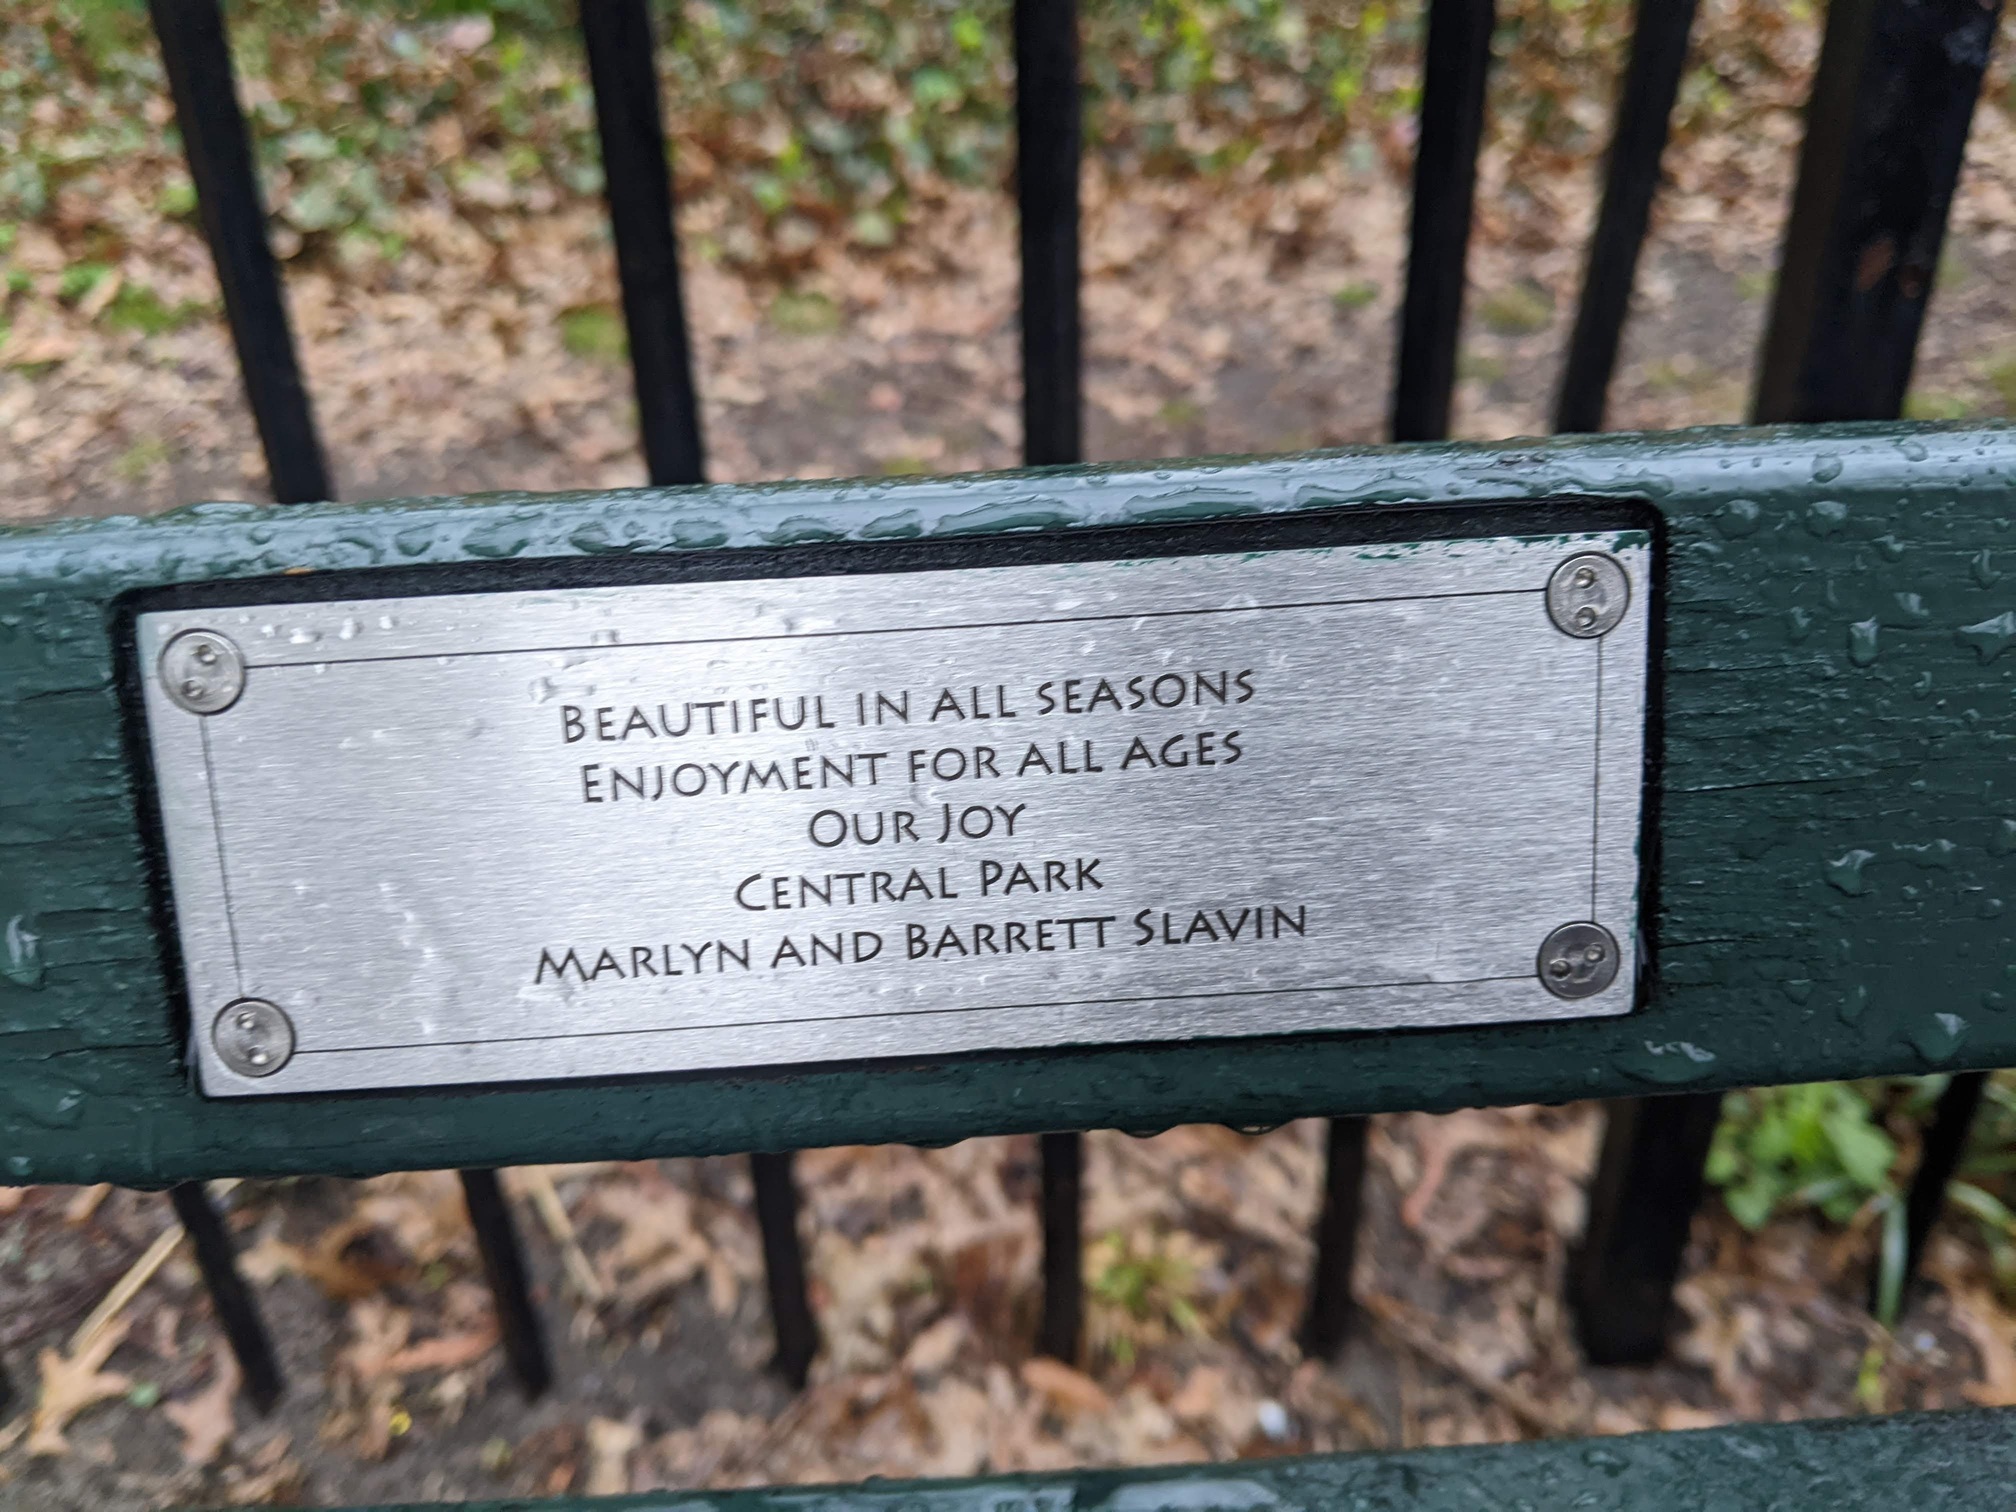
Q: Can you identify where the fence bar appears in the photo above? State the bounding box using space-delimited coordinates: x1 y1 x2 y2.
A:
1753 0 2002 422
1889 1070 1991 1309
0 1354 13 1422
1015 0 1088 1361
1574 0 2001 1360
1553 0 1700 433
458 1169 553 1399
147 0 329 504
581 0 706 485
751 1152 818 1388
1014 0 1083 466
1037 1132 1084 1360
1298 1116 1369 1358
168 1182 283 1412
1567 1092 1723 1364
1390 0 1496 443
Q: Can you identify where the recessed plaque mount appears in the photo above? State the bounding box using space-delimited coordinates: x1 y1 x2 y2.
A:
136 523 1654 1097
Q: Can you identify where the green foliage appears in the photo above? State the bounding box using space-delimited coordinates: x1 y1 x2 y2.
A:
768 288 841 335
559 302 626 361
2 0 1812 276
1475 281 1553 337
1707 1082 1900 1231
1330 278 1379 312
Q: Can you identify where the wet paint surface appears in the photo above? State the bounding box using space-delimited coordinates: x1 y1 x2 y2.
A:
2 422 2014 1184
349 1409 2016 1511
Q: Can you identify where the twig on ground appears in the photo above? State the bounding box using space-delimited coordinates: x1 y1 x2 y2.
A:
1360 1290 1577 1439
69 1179 239 1356
515 1167 608 1305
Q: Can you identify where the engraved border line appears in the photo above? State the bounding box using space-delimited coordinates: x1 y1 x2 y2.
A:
237 586 1539 670
288 974 1539 1058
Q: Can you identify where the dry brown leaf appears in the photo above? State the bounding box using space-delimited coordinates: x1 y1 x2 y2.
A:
902 1314 968 1376
585 1416 643 1496
1950 1288 2016 1407
1019 1357 1112 1417
164 1341 241 1467
378 1324 499 1378
1166 1364 1226 1423
28 1317 132 1457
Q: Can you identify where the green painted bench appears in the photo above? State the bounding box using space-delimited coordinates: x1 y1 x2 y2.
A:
345 1410 2016 1512
8 0 2014 1503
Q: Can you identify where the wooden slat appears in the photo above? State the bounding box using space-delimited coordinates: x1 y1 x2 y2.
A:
344 1407 2016 1510
4 428 2014 1186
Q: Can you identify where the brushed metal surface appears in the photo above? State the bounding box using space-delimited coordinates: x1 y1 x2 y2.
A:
136 530 1652 1097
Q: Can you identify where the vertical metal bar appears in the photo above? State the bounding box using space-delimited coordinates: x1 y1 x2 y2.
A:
1753 0 2003 423
168 1182 283 1413
0 1352 14 1423
1888 1070 1990 1309
146 0 330 504
750 1152 818 1388
1553 0 1700 433
1390 0 1497 443
1037 1131 1084 1361
458 1169 552 1399
1014 0 1083 466
1015 0 1088 1362
1568 1092 1723 1364
580 0 706 485
1298 1116 1369 1358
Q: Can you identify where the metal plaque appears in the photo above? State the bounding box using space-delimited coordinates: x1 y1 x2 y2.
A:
135 527 1652 1097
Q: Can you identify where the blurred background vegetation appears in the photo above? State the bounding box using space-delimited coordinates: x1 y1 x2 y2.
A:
2 0 1812 283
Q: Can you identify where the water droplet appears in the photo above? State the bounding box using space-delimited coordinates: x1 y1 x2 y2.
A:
1898 437 1930 462
529 677 557 704
1956 610 2016 662
1812 453 1843 483
1715 498 1762 538
287 627 320 646
1873 534 1907 561
1622 1039 1717 1084
6 1081 84 1129
1847 619 1881 666
1891 592 1930 623
2 915 43 989
1826 849 1877 895
590 629 619 646
1806 499 1849 536
1973 549 2001 587
1910 1012 1968 1062
1785 606 1815 643
1990 818 2016 856
1839 985 1871 1025
338 617 361 641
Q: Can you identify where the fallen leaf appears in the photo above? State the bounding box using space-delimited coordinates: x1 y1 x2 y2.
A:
164 1341 241 1467
29 1318 132 1456
902 1315 968 1376
1167 1364 1226 1422
1950 1287 2016 1407
585 1416 642 1495
1019 1357 1112 1417
379 1324 500 1378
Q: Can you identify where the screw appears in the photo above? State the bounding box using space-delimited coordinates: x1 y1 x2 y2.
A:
1536 922 1622 1001
212 998 294 1078
160 629 246 715
1546 552 1630 639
